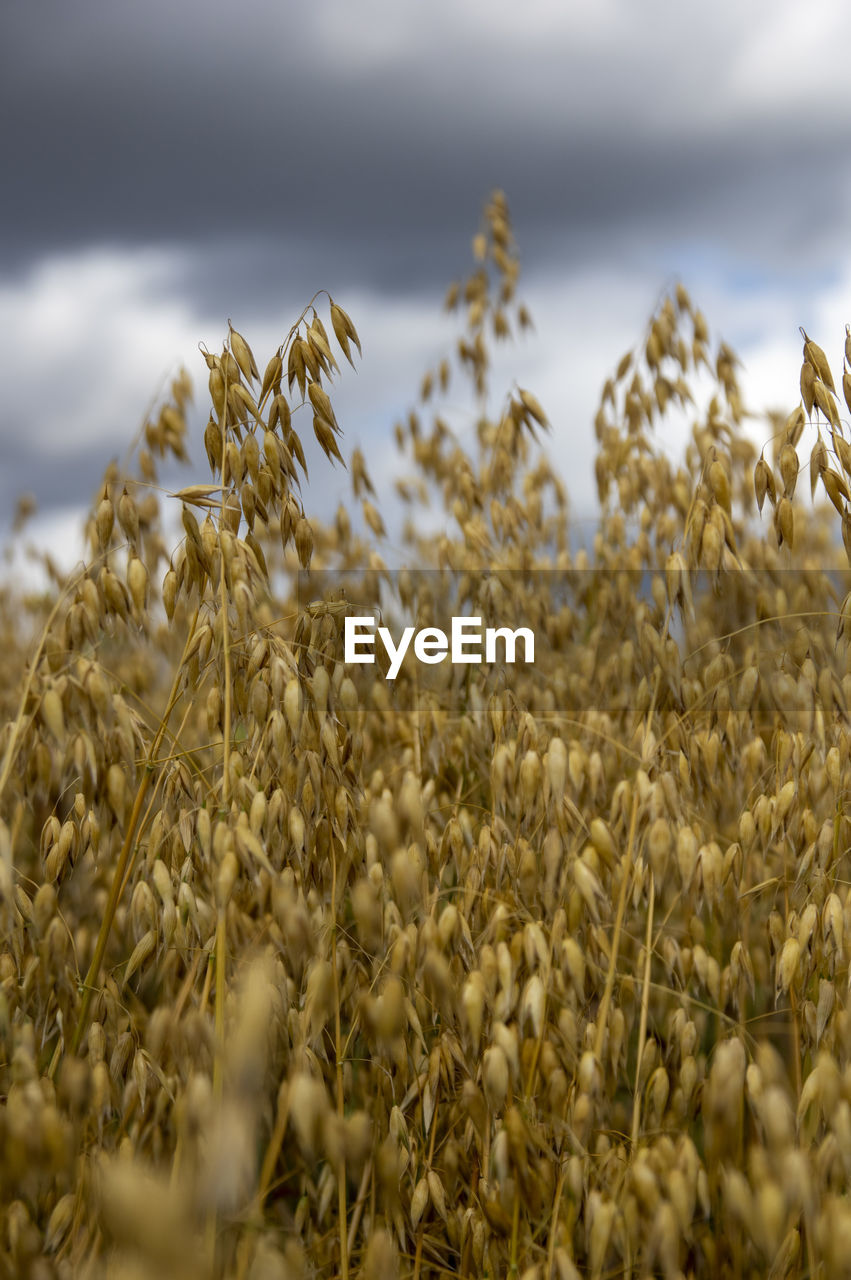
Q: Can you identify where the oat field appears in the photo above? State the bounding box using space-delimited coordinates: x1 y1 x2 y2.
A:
4 191 851 1279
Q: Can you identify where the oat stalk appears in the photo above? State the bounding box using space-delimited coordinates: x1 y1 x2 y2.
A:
69 606 199 1055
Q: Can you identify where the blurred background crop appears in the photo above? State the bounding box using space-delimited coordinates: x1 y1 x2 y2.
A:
4 0 851 562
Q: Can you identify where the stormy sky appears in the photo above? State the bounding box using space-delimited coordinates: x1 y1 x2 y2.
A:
3 0 851 563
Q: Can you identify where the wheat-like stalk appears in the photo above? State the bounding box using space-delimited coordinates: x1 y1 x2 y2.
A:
2 192 851 1279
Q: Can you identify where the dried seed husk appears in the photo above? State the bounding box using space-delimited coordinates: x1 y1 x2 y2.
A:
708 458 731 513
822 467 849 516
779 443 798 499
776 497 794 548
127 556 148 615
811 435 829 496
117 488 139 545
801 361 815 415
228 322 259 382
754 456 776 512
814 378 840 429
803 330 836 392
96 490 115 550
313 415 345 465
330 300 362 365
519 388 549 430
832 428 851 479
411 1176 429 1228
123 929 156 989
260 352 282 402
295 517 313 568
842 512 851 566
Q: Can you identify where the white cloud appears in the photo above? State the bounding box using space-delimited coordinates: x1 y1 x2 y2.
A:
0 248 198 457
306 0 851 144
2 504 87 589
723 0 850 120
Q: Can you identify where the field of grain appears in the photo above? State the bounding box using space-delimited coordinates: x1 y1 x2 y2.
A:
3 191 851 1279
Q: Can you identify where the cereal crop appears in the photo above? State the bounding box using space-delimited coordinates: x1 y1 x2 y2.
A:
3 191 851 1278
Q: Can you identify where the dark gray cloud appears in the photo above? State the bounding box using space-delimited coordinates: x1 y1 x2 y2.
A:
4 0 851 286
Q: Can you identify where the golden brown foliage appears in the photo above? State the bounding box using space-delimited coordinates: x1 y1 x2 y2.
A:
3 192 851 1279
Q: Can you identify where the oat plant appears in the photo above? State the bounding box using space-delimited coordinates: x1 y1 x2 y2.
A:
3 192 851 1280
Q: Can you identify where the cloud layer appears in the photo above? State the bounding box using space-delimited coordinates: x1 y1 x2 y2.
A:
3 0 851 552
